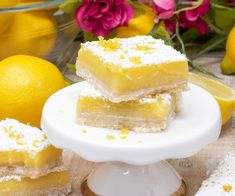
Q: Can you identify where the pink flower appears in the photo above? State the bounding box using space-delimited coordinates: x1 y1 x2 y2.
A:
182 0 210 21
179 12 210 34
162 0 211 35
153 0 175 22
164 18 176 34
179 0 211 34
75 0 134 37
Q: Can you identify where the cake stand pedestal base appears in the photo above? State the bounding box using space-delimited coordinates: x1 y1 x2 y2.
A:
81 161 186 196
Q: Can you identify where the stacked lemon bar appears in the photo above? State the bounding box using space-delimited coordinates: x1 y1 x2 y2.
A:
0 119 71 196
76 36 188 132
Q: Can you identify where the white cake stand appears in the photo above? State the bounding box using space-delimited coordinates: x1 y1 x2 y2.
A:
41 82 221 196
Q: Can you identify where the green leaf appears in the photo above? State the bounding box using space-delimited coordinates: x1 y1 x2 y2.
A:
158 26 173 46
127 1 146 16
191 34 227 59
212 0 235 7
84 32 98 41
59 0 81 14
203 10 225 35
181 29 200 44
105 30 117 39
67 63 76 73
149 23 159 36
150 23 174 46
212 3 235 33
75 31 84 42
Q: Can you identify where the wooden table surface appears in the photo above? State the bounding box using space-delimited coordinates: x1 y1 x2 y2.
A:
61 51 235 196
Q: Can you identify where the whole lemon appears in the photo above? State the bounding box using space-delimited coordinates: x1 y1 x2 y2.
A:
221 25 235 74
0 10 57 59
0 55 65 127
116 5 156 38
0 1 19 33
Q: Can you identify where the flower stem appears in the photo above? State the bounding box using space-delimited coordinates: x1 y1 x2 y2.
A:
171 33 177 39
175 18 185 54
189 61 221 78
175 0 203 14
175 17 220 78
63 76 76 84
191 35 227 60
179 1 193 6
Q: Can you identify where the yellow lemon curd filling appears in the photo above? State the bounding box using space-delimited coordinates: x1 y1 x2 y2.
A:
76 36 188 102
77 82 178 132
0 146 62 169
78 96 172 119
0 119 62 178
0 170 70 196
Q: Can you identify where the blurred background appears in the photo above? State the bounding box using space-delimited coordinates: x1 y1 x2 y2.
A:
0 0 79 69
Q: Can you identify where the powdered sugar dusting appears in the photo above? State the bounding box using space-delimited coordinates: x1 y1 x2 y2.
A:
78 81 172 105
0 175 22 182
80 36 187 68
139 94 172 105
0 119 50 156
195 153 235 195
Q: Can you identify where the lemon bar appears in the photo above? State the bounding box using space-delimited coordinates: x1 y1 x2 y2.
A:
0 168 71 196
76 35 188 102
77 82 180 133
0 119 62 179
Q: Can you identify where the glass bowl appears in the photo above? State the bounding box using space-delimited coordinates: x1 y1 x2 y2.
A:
0 0 79 64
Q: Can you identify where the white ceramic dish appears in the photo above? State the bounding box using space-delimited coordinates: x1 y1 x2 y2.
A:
41 82 221 165
41 81 221 196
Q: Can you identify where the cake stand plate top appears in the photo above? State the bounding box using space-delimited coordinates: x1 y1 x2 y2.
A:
41 82 221 165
